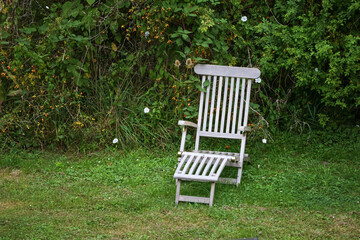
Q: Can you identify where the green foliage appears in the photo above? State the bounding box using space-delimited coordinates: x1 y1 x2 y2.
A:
0 0 359 149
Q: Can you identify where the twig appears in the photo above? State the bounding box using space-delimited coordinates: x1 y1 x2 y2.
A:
264 0 284 26
247 46 252 67
248 102 270 127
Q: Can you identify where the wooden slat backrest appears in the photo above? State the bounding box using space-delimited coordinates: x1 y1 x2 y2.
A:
194 64 260 150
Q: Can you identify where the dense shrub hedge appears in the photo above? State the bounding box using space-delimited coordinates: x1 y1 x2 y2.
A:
0 0 359 149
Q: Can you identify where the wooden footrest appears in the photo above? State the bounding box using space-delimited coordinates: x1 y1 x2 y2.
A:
174 152 233 182
178 195 211 204
175 180 216 206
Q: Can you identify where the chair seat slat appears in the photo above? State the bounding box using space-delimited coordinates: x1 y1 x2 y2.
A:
195 156 207 175
174 152 234 182
182 155 195 174
209 158 222 176
201 157 214 176
188 155 201 175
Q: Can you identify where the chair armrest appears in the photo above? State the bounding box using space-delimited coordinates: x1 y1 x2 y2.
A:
178 120 197 152
238 126 252 132
178 120 197 128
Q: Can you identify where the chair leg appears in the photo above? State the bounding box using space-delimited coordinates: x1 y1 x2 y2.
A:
209 182 216 206
236 167 243 187
175 179 181 205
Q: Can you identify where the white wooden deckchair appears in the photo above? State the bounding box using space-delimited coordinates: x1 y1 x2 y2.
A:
174 64 261 206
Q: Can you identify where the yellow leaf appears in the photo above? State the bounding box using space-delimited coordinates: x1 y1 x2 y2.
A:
111 42 117 52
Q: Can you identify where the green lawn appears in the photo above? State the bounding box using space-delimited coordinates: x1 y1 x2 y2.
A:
1 133 359 239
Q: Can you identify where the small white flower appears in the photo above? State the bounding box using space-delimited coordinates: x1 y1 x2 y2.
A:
144 107 150 113
262 138 267 144
98 161 101 163
107 158 110 160
255 77 262 83
112 138 118 144
280 190 283 193
258 164 260 168
241 16 247 22
315 68 319 72
108 197 111 199
262 177 265 179
144 31 150 38
45 6 49 9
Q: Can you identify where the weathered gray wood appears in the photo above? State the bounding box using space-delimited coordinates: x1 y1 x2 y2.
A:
195 75 206 151
201 156 214 176
208 76 217 132
197 150 249 159
202 76 211 131
178 152 250 167
226 161 243 167
237 78 246 134
188 155 200 175
194 64 261 79
180 151 241 160
220 77 229 133
209 182 215 206
209 158 221 176
226 77 234 133
214 159 227 179
178 120 197 128
243 79 252 126
175 180 181 204
178 195 210 204
175 154 188 173
237 167 243 186
243 126 252 132
194 156 207 175
175 175 219 182
174 64 261 206
218 177 238 185
199 131 244 140
225 160 245 167
214 76 223 133
179 126 187 152
174 152 231 182
182 155 195 174
238 137 247 185
232 78 240 134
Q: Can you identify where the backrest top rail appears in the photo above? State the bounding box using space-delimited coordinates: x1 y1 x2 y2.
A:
194 64 260 79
